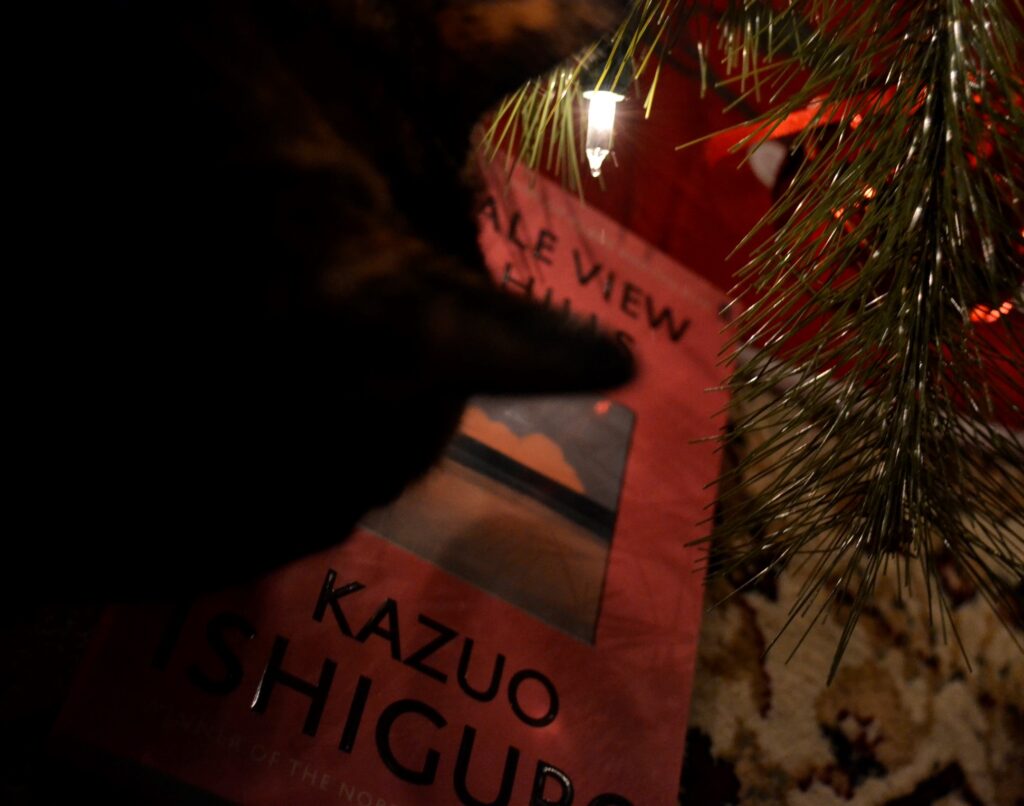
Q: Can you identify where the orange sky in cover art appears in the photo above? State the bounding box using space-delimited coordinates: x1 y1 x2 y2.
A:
459 405 586 494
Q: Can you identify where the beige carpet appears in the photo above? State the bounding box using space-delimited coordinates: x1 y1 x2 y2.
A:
681 403 1024 806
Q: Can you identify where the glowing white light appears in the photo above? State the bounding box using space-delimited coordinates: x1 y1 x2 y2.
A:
583 90 624 178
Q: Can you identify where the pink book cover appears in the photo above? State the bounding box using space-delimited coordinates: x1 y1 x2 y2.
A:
53 165 730 805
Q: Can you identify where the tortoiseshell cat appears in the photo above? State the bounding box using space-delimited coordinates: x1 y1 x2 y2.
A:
17 1 633 596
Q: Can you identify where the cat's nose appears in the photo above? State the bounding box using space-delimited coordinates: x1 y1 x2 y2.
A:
436 281 637 396
511 317 637 395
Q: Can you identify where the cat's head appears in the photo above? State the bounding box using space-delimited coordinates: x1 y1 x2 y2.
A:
13 1 639 596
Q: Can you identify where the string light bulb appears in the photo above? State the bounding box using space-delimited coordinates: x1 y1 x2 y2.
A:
582 89 624 178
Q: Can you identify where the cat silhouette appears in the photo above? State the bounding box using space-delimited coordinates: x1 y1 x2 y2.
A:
13 1 634 597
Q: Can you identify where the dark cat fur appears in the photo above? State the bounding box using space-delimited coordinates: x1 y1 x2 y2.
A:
13 1 633 597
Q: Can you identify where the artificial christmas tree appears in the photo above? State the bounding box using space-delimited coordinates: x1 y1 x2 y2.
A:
486 0 1023 678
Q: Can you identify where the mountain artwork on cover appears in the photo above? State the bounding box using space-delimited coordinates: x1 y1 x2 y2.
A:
364 393 635 643
53 164 730 805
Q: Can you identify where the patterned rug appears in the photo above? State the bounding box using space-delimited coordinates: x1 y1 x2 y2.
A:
681 402 1024 806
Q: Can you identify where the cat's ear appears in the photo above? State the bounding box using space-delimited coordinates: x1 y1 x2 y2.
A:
426 275 636 395
433 0 630 115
